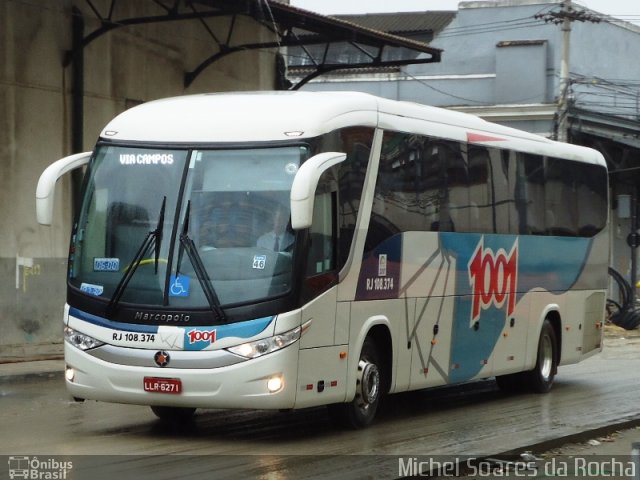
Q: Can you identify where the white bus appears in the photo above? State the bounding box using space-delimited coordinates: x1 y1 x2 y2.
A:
37 91 608 428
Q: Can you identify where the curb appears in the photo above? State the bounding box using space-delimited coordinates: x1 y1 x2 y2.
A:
498 418 640 456
0 358 65 383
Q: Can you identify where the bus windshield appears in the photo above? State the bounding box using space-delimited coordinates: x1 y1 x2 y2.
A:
69 144 306 311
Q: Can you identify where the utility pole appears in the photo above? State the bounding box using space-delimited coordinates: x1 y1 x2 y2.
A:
535 1 601 142
558 0 572 142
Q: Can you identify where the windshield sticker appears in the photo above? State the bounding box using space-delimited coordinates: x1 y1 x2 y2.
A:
80 283 104 296
252 255 267 270
119 153 174 166
378 254 388 276
285 162 298 175
93 257 120 272
169 274 190 297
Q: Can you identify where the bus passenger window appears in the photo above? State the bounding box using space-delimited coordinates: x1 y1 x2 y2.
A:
303 177 338 300
306 193 334 275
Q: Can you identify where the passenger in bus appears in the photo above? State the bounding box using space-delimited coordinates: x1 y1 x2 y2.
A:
257 207 294 252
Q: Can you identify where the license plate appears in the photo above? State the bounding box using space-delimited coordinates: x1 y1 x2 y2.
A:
143 377 182 394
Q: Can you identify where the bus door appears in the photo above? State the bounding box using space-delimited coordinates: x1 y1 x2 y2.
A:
296 184 346 407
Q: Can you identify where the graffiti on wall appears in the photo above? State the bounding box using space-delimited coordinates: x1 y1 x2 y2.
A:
16 256 42 293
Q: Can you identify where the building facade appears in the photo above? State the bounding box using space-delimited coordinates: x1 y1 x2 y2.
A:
291 0 640 308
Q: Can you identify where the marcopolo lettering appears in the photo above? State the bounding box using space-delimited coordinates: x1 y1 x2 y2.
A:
134 311 190 323
119 153 174 165
468 237 518 322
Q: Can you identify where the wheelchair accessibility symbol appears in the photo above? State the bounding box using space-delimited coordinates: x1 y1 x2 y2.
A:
169 274 190 297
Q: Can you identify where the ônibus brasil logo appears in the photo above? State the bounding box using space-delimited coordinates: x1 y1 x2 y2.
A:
468 237 518 324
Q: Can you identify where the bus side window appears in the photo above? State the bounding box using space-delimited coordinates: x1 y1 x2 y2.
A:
303 172 338 300
306 192 335 275
545 158 579 236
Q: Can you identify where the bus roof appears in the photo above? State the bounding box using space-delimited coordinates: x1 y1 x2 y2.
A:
101 91 605 167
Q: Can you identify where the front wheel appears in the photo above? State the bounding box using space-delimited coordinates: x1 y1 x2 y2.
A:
328 337 383 429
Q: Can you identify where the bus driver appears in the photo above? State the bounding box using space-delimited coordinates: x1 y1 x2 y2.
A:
257 207 294 252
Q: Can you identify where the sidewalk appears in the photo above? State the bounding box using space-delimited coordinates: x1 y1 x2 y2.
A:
0 358 63 383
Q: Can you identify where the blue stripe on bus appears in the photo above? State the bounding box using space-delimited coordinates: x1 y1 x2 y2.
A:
354 232 595 384
182 317 274 351
439 233 593 383
212 316 273 340
69 307 159 334
68 307 274 346
440 234 594 298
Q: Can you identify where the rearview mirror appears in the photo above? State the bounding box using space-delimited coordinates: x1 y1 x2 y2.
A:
36 151 92 225
290 152 346 230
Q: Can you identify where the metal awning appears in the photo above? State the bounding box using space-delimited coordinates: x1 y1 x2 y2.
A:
66 0 442 89
568 107 640 181
569 107 640 150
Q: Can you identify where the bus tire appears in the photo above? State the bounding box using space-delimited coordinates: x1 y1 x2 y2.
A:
328 337 382 429
525 319 558 393
150 406 196 423
496 319 558 394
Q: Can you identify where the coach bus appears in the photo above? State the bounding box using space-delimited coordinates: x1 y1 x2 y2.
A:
36 91 608 428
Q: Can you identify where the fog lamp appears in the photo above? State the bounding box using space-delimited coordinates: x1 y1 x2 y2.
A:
267 375 284 393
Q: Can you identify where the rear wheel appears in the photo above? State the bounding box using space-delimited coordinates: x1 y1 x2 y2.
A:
150 406 196 423
496 319 558 394
526 319 558 393
328 337 383 429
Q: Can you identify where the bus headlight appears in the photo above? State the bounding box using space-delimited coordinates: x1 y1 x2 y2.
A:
64 327 105 351
226 325 302 359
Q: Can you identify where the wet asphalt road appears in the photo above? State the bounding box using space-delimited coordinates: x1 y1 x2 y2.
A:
1 334 639 479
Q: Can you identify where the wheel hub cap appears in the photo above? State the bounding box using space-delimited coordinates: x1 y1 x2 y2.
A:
357 360 380 406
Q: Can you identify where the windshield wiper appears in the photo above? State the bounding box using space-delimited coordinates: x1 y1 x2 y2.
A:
154 198 166 274
176 201 227 323
106 197 166 317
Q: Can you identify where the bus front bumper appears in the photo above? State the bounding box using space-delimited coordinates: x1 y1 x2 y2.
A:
64 341 299 410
